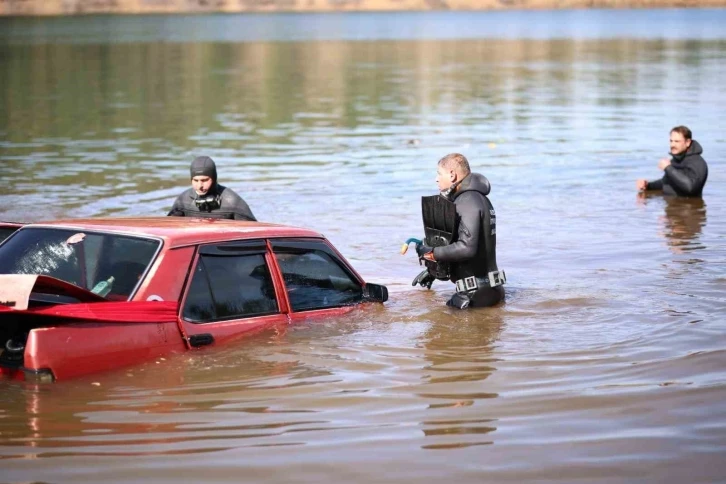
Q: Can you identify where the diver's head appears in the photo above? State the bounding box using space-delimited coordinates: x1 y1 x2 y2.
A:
436 153 471 195
190 156 217 196
669 126 692 157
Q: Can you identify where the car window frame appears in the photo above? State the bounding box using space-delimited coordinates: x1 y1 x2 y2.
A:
269 237 365 313
179 239 284 324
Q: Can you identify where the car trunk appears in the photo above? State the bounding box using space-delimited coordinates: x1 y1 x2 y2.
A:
0 275 185 381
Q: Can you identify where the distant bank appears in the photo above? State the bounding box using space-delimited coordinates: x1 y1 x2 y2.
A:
1 0 724 16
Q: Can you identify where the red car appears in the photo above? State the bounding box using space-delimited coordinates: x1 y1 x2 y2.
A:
0 217 387 381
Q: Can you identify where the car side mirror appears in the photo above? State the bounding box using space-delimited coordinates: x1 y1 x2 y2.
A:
363 283 388 303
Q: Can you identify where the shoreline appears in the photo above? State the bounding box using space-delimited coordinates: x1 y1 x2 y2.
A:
1 1 725 17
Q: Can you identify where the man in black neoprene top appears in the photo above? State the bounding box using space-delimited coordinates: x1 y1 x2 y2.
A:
412 153 505 309
168 156 257 221
637 125 708 197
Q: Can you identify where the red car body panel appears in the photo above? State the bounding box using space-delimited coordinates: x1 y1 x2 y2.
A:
24 322 186 380
181 314 290 346
0 217 382 381
135 246 196 303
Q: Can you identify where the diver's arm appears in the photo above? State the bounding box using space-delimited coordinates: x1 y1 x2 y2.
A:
232 200 257 222
432 194 481 263
233 212 256 221
222 189 257 221
664 165 699 196
167 196 185 216
646 178 663 191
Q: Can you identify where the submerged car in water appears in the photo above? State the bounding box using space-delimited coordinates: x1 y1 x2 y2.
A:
0 217 387 381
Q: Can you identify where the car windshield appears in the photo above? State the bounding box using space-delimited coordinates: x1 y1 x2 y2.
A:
0 228 160 300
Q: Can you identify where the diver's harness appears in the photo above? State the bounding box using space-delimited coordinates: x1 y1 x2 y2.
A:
194 193 222 212
454 271 506 294
421 181 467 280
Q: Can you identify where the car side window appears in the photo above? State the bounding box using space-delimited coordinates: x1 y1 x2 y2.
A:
182 253 278 323
94 236 158 298
272 240 363 312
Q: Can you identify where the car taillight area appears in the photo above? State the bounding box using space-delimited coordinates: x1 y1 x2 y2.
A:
0 313 56 382
0 333 26 369
0 364 55 383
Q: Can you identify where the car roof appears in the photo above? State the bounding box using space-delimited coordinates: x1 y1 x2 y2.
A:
24 217 325 249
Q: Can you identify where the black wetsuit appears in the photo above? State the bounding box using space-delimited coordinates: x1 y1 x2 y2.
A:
432 173 504 308
646 140 708 197
168 184 257 221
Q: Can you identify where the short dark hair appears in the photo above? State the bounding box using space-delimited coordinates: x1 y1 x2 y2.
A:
671 126 692 140
438 153 471 175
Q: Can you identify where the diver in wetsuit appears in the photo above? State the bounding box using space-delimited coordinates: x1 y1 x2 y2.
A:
168 156 257 221
412 153 505 309
637 125 708 197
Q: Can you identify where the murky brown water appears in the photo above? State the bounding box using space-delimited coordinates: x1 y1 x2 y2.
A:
1 10 726 483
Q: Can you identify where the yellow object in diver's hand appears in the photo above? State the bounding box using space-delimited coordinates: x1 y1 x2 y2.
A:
400 238 422 255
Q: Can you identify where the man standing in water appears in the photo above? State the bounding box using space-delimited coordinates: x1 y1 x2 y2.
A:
412 153 505 309
168 156 257 221
637 126 708 197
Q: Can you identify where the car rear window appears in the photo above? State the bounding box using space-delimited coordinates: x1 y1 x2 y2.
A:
0 227 160 300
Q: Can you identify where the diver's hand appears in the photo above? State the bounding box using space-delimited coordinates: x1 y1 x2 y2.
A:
415 243 433 258
658 157 671 171
412 269 435 290
636 179 648 191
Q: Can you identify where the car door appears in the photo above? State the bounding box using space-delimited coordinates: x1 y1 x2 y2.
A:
179 239 289 347
270 238 365 323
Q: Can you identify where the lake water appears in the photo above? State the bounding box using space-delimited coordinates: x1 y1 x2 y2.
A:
1 9 725 483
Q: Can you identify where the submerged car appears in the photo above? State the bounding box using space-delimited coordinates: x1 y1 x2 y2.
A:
0 217 388 381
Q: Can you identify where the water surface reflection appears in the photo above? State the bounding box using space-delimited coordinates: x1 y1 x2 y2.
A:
660 197 708 253
2 10 726 484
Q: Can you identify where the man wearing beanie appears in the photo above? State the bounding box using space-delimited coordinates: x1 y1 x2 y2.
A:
168 156 257 221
